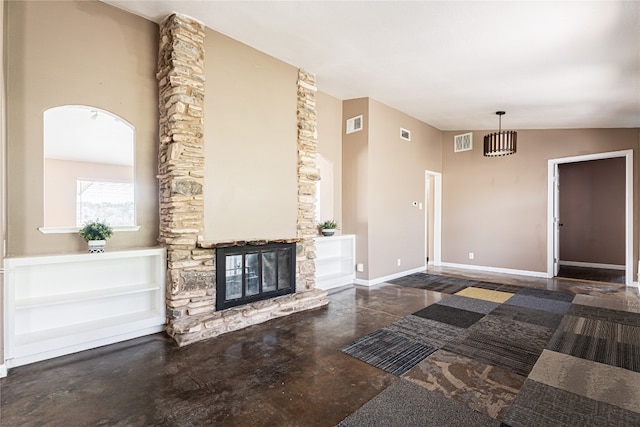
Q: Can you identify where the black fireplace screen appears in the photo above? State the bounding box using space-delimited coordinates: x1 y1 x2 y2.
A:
216 243 296 310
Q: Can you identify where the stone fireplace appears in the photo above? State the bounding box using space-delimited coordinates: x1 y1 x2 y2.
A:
157 14 328 346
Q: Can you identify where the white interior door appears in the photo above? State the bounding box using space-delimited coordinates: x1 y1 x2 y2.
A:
553 164 560 276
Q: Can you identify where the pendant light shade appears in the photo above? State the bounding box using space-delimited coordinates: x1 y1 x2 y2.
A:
484 111 517 157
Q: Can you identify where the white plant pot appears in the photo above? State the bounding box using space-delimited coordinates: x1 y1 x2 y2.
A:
88 240 106 253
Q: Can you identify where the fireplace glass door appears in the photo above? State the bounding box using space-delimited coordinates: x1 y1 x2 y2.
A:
216 243 295 310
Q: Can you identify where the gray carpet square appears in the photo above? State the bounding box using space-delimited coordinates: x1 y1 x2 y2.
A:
413 304 485 329
382 315 465 348
437 294 500 315
341 329 437 376
515 287 575 303
505 294 571 315
389 273 471 294
338 379 501 427
504 379 640 427
490 304 564 330
468 315 555 351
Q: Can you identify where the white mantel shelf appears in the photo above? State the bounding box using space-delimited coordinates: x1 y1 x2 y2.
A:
3 248 166 370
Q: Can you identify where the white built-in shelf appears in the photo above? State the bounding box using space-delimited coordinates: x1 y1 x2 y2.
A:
3 248 166 370
314 234 356 290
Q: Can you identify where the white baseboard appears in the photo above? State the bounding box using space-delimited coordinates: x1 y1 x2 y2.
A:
354 266 426 287
439 262 549 278
559 260 625 270
0 364 7 378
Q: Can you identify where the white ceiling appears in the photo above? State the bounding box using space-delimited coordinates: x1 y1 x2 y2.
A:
103 0 640 131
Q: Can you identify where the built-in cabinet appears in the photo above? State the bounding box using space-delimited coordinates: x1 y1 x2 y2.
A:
314 234 356 290
3 248 166 368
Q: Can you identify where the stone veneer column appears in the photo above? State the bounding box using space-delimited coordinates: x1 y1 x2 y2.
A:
157 16 328 347
296 69 320 292
157 14 214 343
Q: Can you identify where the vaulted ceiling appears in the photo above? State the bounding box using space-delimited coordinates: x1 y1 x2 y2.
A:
103 1 640 131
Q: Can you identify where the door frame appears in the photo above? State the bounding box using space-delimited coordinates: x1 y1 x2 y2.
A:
425 170 442 266
546 149 634 286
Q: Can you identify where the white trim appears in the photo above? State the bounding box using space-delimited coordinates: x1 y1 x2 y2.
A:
440 262 548 278
39 226 141 234
0 364 7 378
425 170 442 267
547 149 634 287
559 260 626 271
354 266 426 287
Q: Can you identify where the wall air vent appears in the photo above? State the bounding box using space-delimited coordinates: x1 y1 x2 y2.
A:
400 128 411 141
454 132 473 152
346 115 363 134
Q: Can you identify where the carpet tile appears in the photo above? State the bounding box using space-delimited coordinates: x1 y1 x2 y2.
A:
515 287 575 303
572 294 640 314
340 329 437 376
489 304 564 330
469 315 555 352
403 349 525 420
528 350 640 414
338 379 501 427
412 303 485 329
568 303 640 327
455 287 514 303
436 294 500 315
382 315 464 348
504 379 640 427
505 294 571 315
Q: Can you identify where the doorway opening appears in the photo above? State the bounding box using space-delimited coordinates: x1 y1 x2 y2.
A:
547 150 634 286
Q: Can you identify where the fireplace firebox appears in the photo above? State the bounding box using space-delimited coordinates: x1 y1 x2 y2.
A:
216 243 296 310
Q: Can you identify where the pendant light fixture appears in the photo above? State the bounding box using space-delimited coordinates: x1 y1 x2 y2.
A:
484 111 517 157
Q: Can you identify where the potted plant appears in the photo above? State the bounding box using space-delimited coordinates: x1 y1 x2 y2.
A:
318 219 338 236
79 220 114 253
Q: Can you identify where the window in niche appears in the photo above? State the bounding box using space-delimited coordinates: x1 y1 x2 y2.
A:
42 105 136 231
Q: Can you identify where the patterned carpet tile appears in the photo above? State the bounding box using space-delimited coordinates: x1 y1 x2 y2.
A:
403 349 526 421
568 303 640 327
490 304 564 330
573 294 640 314
505 294 571 315
556 314 640 346
455 287 514 303
382 315 465 348
529 350 640 414
413 303 485 329
442 330 542 377
515 287 575 303
436 295 500 315
341 329 437 376
504 379 640 427
388 273 469 293
494 284 524 294
468 315 555 352
547 330 640 372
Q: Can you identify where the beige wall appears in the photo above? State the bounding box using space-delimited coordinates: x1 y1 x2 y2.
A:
342 98 370 278
343 98 442 280
6 0 159 255
559 158 626 265
316 91 343 227
441 128 639 275
203 30 298 241
367 99 442 279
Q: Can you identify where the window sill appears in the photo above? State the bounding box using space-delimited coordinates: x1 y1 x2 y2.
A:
38 226 141 234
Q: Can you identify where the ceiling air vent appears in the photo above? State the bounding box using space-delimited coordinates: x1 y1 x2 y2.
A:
346 115 363 134
454 132 473 152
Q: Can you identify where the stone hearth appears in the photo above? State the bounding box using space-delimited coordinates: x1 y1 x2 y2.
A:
156 14 328 346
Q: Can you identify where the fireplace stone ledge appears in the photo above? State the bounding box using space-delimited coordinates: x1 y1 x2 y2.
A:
169 288 328 346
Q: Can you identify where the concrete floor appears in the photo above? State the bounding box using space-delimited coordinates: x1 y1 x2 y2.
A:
1 267 638 426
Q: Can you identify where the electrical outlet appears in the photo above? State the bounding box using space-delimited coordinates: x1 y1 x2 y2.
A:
469 252 474 260
397 258 402 266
